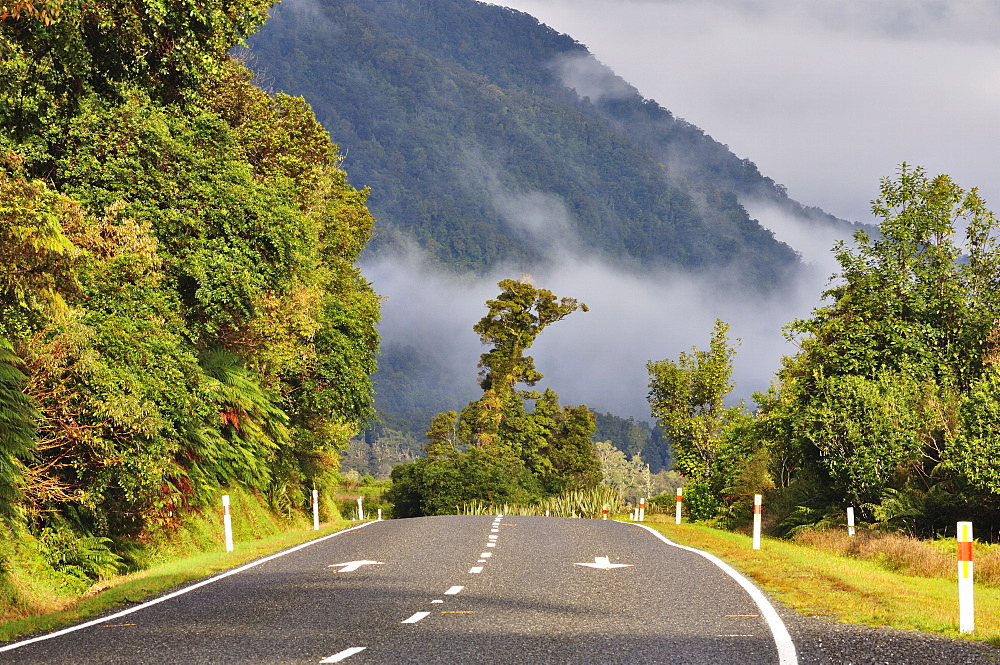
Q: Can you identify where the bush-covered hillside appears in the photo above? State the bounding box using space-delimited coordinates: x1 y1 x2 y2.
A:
0 0 379 595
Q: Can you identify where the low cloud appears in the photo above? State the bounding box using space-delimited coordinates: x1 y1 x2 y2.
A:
549 53 637 103
364 171 850 422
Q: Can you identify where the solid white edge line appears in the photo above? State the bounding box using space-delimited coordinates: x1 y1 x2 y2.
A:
402 611 431 624
320 646 367 663
0 520 382 653
624 521 798 665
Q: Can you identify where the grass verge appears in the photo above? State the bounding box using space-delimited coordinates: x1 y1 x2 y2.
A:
0 518 364 643
639 517 1000 644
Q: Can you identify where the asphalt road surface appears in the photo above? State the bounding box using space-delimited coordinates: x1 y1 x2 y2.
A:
2 515 997 664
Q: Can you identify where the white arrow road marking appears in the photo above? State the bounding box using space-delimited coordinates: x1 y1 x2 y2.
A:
327 560 384 573
320 646 366 662
574 556 633 570
0 520 380 655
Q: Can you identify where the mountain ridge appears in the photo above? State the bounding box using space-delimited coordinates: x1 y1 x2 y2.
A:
242 0 862 288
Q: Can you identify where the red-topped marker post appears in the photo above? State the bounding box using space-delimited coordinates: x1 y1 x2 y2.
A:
958 521 974 633
675 487 683 525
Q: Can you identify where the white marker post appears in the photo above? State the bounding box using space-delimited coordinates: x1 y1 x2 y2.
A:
638 498 646 522
312 489 320 531
675 487 683 525
356 496 364 521
846 506 856 537
222 494 234 552
377 508 383 521
958 521 974 633
752 494 762 550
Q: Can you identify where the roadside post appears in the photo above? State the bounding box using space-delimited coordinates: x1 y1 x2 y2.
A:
602 506 608 520
357 496 364 521
312 489 320 531
847 506 856 537
222 494 234 552
752 494 762 550
675 487 683 525
378 508 383 520
958 521 974 633
638 498 646 522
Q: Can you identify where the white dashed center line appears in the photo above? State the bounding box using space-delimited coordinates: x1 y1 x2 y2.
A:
444 586 465 595
469 566 484 574
320 646 367 663
402 612 431 624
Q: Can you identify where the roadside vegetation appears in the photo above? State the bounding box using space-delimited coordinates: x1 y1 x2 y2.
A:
647 166 1000 542
1 0 379 634
0 484 367 641
644 517 1000 644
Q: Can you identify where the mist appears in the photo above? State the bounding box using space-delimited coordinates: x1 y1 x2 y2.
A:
364 187 848 423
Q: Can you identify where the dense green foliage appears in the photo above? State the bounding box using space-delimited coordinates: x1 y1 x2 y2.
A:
0 0 379 593
387 280 601 516
592 412 672 473
653 166 1000 537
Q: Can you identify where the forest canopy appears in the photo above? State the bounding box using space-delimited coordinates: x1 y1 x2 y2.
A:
0 0 380 581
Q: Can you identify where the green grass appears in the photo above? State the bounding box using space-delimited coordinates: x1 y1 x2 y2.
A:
0 518 365 642
640 516 1000 644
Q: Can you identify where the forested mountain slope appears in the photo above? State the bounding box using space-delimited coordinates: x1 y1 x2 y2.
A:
243 0 858 286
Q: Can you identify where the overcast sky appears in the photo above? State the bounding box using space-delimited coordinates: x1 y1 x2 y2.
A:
497 0 1000 224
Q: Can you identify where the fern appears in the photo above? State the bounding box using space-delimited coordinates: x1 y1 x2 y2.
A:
0 337 37 519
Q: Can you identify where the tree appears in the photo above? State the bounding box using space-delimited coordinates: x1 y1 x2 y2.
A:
647 319 742 481
424 411 458 460
386 279 598 516
470 277 586 448
761 165 1000 534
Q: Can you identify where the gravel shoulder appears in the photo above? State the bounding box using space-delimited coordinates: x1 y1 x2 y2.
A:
778 603 1000 664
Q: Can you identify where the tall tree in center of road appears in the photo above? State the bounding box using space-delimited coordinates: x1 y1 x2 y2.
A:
470 278 587 448
386 279 600 516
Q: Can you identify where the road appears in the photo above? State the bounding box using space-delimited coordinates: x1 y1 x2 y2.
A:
8 514 998 663
0 515 794 663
